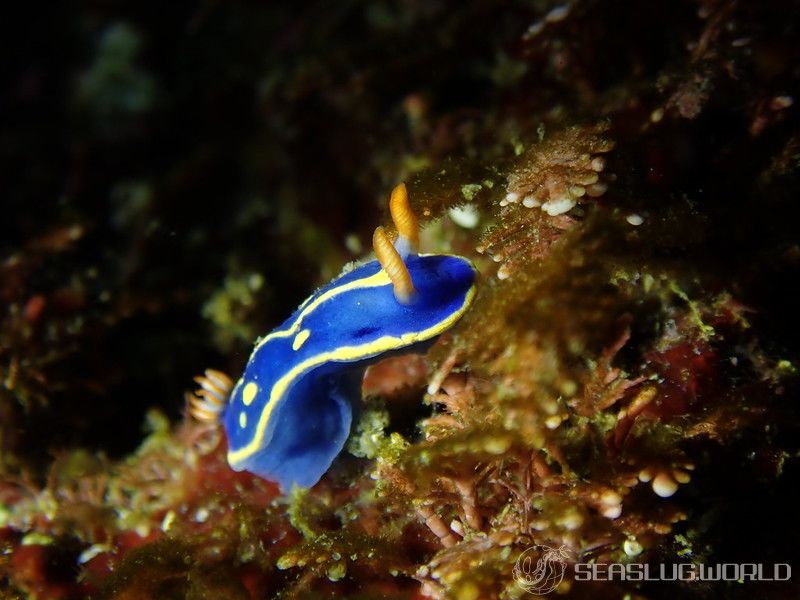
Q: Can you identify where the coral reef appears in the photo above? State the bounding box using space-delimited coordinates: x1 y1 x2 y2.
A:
2 1 800 599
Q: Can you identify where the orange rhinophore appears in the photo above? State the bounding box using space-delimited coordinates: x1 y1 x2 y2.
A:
373 225 416 304
388 182 419 255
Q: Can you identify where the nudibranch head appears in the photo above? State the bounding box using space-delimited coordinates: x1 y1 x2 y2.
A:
222 184 476 491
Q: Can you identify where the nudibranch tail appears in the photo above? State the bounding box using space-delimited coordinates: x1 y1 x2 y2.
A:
187 368 233 423
373 225 416 304
389 182 419 255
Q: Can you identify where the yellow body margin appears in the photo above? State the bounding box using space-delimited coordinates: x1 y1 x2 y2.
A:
228 282 477 465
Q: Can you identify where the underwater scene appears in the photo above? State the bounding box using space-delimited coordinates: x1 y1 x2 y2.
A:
2 1 799 599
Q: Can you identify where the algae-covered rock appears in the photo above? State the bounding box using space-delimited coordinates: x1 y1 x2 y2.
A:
1 1 799 599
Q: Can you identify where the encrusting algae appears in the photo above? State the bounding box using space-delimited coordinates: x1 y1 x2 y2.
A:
2 1 800 599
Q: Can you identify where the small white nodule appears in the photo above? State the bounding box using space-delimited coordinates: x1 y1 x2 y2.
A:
542 197 576 216
626 214 644 226
522 195 541 208
652 472 679 498
448 204 480 229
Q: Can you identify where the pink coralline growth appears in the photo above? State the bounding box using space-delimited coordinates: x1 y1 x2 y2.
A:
478 124 616 281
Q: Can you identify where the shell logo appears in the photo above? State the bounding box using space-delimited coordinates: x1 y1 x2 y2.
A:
513 544 572 595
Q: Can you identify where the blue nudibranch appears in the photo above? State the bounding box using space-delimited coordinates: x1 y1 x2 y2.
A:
191 184 476 491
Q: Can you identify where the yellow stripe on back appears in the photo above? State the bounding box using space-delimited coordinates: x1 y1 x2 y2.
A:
251 270 392 356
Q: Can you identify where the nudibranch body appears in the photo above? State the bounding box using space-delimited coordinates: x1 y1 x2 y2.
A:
219 184 476 491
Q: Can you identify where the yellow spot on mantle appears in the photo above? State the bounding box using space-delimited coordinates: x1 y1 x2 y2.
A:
292 329 311 351
242 382 258 406
239 411 248 429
